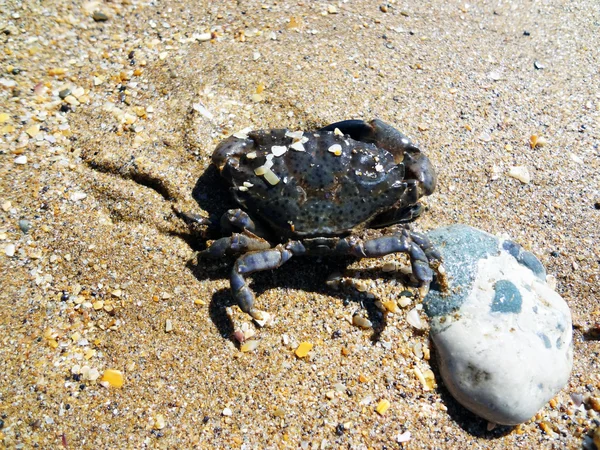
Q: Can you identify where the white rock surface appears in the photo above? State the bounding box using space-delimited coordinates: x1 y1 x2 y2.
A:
425 225 573 425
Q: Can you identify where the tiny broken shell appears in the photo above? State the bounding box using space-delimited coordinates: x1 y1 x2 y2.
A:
238 186 249 192
352 315 373 329
334 127 344 136
328 144 342 156
240 340 260 352
243 181 254 188
263 168 280 185
233 127 253 139
285 130 304 140
246 151 257 159
271 145 287 156
290 141 306 151
254 158 274 175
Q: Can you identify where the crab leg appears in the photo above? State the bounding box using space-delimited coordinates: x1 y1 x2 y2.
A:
220 208 268 237
335 228 441 297
231 241 306 321
200 231 271 258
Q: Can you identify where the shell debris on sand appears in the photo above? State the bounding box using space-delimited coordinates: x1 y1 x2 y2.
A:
295 341 313 358
100 369 124 388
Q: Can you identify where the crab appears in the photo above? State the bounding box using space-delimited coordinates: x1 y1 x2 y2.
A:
200 119 443 322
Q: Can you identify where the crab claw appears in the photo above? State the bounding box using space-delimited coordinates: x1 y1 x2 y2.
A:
403 150 437 196
320 119 437 196
212 136 247 172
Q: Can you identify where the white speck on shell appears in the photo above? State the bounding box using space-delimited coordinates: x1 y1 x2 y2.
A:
334 128 343 136
271 145 287 156
263 168 280 185
246 151 257 159
290 141 306 151
285 130 304 140
328 144 342 156
233 127 253 139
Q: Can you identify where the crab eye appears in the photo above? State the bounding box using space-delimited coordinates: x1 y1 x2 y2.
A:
212 137 248 171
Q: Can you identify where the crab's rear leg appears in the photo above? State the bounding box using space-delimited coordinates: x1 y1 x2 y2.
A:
200 230 271 258
336 228 443 298
232 241 306 321
220 208 269 238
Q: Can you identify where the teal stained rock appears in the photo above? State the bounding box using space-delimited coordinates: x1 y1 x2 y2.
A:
424 225 572 425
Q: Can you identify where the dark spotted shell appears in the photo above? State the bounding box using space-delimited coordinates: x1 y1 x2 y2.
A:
214 128 418 238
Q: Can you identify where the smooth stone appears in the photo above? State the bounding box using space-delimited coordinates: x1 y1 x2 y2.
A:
18 219 32 233
92 11 109 22
424 224 573 425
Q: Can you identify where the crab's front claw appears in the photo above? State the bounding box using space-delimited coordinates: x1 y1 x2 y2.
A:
212 136 247 172
403 151 437 196
320 119 437 196
321 119 418 158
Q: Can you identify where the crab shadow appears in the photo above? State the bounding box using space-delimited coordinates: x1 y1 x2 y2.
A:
190 165 237 239
188 253 421 345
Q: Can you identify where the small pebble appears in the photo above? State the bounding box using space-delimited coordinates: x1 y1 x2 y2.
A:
165 319 173 332
529 135 547 148
352 315 373 329
92 11 109 22
295 342 313 358
14 155 27 165
240 340 260 352
396 431 411 443
375 399 391 415
406 308 423 329
4 244 16 257
59 88 71 99
18 219 32 233
488 71 502 81
194 32 211 42
508 166 531 184
222 407 233 417
154 414 166 429
101 369 124 388
70 192 87 202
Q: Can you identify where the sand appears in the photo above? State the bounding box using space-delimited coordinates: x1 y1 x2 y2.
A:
1 0 599 448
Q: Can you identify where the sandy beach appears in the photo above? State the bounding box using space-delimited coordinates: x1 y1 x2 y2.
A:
1 0 599 448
